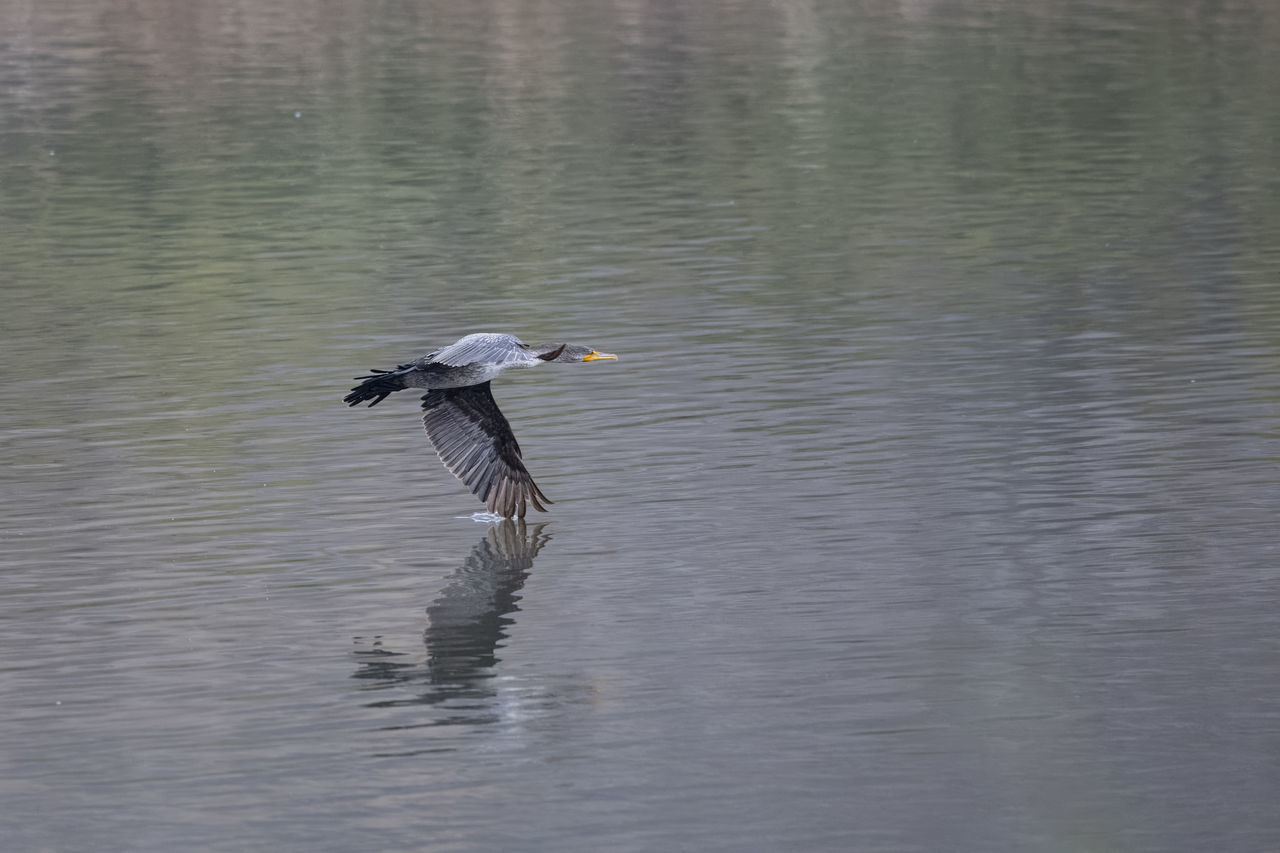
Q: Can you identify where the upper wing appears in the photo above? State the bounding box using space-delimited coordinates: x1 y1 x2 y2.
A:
428 333 539 368
421 382 552 518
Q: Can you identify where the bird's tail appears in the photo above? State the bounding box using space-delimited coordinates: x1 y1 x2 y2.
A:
344 367 411 407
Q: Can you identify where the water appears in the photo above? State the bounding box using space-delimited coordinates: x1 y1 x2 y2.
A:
3 1 1280 850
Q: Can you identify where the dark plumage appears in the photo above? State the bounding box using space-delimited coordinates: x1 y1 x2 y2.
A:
344 332 617 518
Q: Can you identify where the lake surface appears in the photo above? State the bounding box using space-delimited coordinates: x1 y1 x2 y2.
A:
3 1 1279 850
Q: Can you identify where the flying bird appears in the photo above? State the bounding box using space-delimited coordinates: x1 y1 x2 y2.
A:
344 332 618 518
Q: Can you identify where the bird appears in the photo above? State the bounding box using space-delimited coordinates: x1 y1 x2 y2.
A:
344 332 618 518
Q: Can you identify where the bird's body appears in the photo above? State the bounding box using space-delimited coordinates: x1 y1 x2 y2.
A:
344 333 617 518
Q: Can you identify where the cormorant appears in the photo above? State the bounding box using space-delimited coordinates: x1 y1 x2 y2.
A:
344 332 617 518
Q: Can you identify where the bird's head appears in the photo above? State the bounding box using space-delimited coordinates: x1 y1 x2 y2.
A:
535 343 619 363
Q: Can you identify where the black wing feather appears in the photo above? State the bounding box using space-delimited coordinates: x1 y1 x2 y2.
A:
421 383 552 518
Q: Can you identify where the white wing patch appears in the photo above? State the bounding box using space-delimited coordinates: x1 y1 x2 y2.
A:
428 333 540 367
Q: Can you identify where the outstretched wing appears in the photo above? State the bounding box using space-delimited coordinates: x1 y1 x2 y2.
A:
428 333 539 368
421 382 552 518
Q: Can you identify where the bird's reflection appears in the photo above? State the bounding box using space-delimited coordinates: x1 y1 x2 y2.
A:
352 520 551 721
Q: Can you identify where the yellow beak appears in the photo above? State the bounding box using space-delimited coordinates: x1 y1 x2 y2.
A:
583 350 618 362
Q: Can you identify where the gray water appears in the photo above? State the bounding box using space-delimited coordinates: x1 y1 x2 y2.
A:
3 1 1280 851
